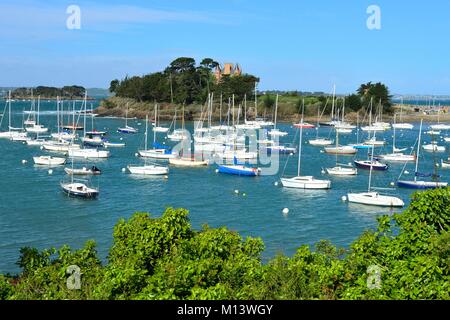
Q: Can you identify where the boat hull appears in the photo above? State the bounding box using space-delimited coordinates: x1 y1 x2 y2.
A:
280 176 331 189
347 192 404 207
127 165 168 175
354 160 388 171
61 182 99 198
218 165 260 176
397 180 448 189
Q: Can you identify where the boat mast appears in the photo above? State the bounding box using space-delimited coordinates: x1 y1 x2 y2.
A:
37 95 40 126
219 93 222 125
414 120 423 182
125 102 129 127
297 101 305 177
393 113 396 153
153 104 157 146
274 94 279 129
8 91 11 133
331 84 336 122
368 144 374 192
254 82 258 119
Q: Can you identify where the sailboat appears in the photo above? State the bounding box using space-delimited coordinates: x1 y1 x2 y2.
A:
33 155 66 166
128 116 169 175
354 130 388 170
61 155 99 198
68 92 110 159
334 98 356 133
268 95 288 137
347 144 404 207
218 156 261 176
280 110 331 189
397 120 448 189
152 104 170 133
326 123 358 175
430 104 450 130
168 106 189 141
117 103 138 133
139 110 175 159
392 97 413 129
25 96 48 133
0 91 27 140
378 114 416 162
309 104 334 146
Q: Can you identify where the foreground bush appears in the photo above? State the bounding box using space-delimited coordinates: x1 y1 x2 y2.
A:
1 188 449 300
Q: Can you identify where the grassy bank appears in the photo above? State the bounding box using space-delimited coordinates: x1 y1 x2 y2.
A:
96 96 450 124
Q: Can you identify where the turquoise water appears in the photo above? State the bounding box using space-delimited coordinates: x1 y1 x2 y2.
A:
1 100 449 273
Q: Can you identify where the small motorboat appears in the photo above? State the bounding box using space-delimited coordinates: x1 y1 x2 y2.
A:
326 166 357 176
64 166 102 175
103 141 125 147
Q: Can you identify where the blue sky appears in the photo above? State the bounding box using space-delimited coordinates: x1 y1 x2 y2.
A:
1 0 450 95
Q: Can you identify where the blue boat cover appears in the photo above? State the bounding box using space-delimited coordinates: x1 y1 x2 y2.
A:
153 142 171 150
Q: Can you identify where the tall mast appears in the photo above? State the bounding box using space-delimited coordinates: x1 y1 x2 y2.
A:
274 94 279 129
37 95 40 126
368 145 374 192
331 84 336 121
125 103 128 127
254 82 258 119
145 114 148 152
153 104 157 145
232 94 235 127
393 113 396 153
297 101 305 177
83 92 87 138
8 90 11 132
56 96 60 136
414 120 423 182
219 93 222 125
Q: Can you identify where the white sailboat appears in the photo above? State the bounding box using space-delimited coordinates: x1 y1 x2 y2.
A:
33 155 66 166
68 92 110 159
378 114 416 162
117 103 138 133
152 104 169 133
309 103 334 146
281 109 331 189
326 123 358 176
430 104 450 130
392 98 413 129
139 110 175 159
61 156 99 198
25 96 48 133
268 95 288 137
397 120 448 189
347 145 404 207
128 115 169 175
167 106 189 141
0 91 27 139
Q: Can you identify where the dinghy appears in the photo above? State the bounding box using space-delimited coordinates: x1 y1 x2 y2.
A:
64 166 101 175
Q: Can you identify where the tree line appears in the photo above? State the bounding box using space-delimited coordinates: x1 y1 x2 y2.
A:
109 57 259 105
0 188 448 300
11 86 86 99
